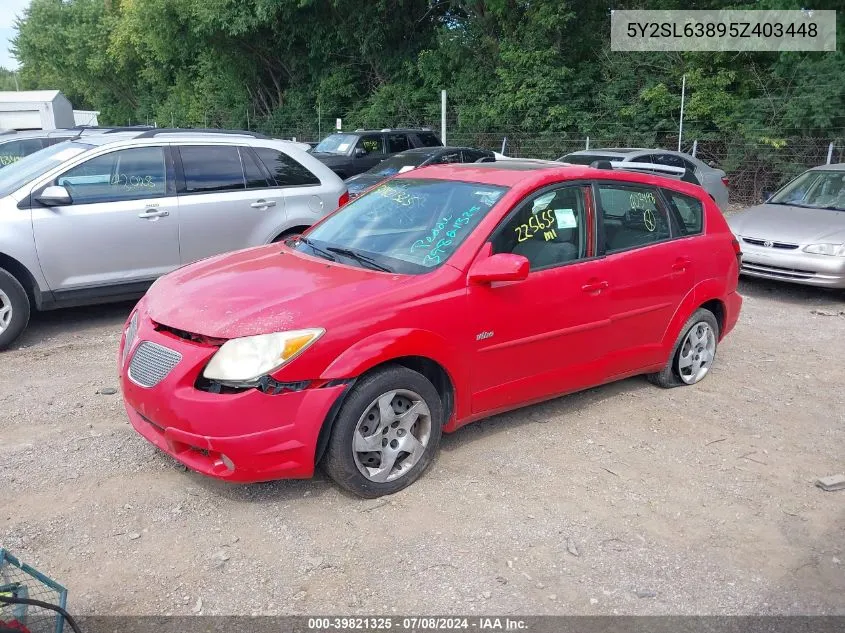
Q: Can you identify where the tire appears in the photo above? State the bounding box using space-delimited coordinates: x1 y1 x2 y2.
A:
647 308 719 389
323 365 443 498
0 268 31 351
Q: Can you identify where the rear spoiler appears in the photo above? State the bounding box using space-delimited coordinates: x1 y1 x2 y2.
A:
589 160 698 184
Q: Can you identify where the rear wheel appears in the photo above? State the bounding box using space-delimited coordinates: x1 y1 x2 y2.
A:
0 268 31 351
323 365 443 497
648 308 719 388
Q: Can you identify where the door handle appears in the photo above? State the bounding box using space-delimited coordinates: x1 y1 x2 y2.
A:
250 199 277 209
671 257 692 272
138 209 169 219
581 279 609 293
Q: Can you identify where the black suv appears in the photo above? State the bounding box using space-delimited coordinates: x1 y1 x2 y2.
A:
310 128 442 179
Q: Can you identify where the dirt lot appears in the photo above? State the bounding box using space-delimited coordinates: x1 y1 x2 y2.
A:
0 278 843 616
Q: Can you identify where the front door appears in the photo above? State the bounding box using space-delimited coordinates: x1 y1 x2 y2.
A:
349 134 387 175
30 145 181 293
175 144 287 263
595 182 695 376
468 184 612 414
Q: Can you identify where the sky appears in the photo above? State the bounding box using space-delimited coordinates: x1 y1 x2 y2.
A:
0 0 32 70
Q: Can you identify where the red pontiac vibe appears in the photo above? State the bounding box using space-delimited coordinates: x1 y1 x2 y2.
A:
119 161 742 497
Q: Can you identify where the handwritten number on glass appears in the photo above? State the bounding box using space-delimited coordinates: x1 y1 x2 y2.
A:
515 209 557 242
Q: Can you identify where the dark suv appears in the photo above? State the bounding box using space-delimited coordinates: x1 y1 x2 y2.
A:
310 128 442 179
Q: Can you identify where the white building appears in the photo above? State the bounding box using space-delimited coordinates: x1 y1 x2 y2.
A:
0 90 76 130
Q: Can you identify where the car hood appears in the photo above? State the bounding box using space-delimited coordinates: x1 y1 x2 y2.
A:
728 203 845 244
345 173 386 193
145 244 401 339
310 152 351 165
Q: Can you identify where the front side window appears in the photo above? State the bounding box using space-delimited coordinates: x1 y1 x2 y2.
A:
435 151 462 164
56 146 167 204
298 179 507 274
664 189 704 235
253 147 320 186
180 145 244 193
366 153 428 177
770 170 845 210
356 135 384 155
0 141 93 198
492 186 588 270
598 184 670 253
558 153 621 165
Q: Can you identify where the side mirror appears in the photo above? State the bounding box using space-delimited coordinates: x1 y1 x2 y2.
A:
354 147 367 158
36 185 72 206
761 191 773 202
468 253 529 284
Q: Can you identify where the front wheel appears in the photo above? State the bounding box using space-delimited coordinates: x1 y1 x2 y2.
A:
0 268 30 351
648 308 719 388
323 365 443 498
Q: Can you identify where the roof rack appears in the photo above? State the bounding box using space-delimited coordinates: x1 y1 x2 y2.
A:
133 128 269 139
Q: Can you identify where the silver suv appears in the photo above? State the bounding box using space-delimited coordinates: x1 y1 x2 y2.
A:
0 129 347 349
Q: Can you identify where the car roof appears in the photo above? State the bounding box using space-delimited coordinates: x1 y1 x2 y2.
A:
811 163 845 171
402 160 704 192
344 129 436 135
394 146 486 156
564 148 651 156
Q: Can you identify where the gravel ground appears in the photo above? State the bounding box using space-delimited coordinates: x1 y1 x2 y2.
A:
0 278 843 616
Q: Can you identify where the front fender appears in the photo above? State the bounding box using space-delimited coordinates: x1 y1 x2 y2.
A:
319 327 469 421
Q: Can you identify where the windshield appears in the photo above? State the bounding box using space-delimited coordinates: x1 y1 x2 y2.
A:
313 134 358 155
296 178 508 274
366 153 429 177
770 170 845 210
0 141 93 198
558 153 623 165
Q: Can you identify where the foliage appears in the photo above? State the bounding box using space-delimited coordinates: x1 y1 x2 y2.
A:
8 0 845 162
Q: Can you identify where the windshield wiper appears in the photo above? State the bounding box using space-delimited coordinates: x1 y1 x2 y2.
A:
326 246 393 272
295 236 337 262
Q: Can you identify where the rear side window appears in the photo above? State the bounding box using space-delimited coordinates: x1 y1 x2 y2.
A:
253 147 320 187
180 145 244 193
241 148 270 189
415 132 442 147
597 184 671 253
663 189 704 235
0 138 45 166
387 134 411 153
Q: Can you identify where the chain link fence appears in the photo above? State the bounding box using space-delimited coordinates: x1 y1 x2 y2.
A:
138 111 845 207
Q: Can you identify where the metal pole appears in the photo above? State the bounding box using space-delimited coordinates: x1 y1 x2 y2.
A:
440 90 447 144
13 72 19 91
501 137 507 155
586 136 590 150
691 139 698 157
827 141 834 164
678 74 686 152
318 102 321 139
246 109 250 130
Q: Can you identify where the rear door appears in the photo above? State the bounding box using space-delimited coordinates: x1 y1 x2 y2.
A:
252 146 327 230
595 181 695 376
175 144 287 263
31 145 180 293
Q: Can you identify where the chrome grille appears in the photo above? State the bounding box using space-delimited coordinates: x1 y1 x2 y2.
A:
128 341 182 388
741 237 799 250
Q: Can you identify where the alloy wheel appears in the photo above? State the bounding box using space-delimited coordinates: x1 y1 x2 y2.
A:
0 289 12 334
678 321 716 384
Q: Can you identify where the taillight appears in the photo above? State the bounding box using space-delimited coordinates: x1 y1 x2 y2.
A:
338 190 350 208
731 237 742 270
721 176 730 188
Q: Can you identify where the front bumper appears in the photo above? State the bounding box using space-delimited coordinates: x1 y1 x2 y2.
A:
119 313 346 483
739 243 845 288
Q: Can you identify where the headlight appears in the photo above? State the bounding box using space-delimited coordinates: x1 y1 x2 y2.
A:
203 328 324 383
803 243 845 256
123 311 139 364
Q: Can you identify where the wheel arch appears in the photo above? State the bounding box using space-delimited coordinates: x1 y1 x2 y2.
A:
313 330 465 465
661 281 729 356
0 252 41 310
269 224 311 243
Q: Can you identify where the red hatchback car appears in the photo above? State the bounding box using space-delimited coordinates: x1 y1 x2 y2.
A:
119 161 742 497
